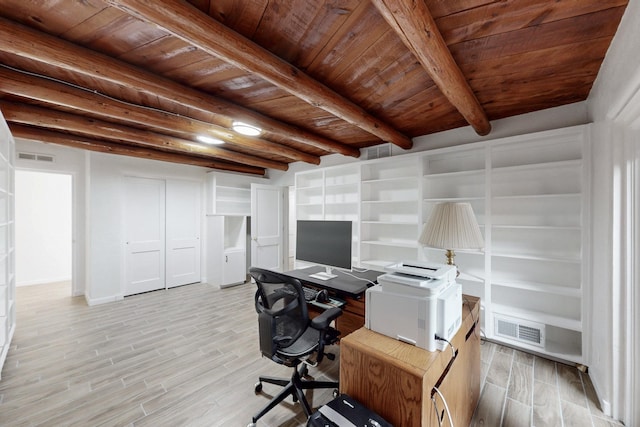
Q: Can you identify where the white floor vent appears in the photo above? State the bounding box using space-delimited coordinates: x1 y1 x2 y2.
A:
494 314 545 348
18 152 55 163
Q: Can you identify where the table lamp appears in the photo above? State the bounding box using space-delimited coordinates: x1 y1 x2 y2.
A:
419 202 484 273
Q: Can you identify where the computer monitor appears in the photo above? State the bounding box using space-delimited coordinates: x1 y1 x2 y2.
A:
296 220 352 280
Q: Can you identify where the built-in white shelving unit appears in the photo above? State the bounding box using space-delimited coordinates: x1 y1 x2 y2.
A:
295 169 324 221
207 172 251 216
488 131 587 361
419 128 587 362
422 146 487 304
295 164 360 267
293 125 589 364
205 172 261 287
0 113 15 377
360 157 420 270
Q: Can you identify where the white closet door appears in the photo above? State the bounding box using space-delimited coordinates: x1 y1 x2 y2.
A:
125 176 165 296
166 179 201 288
251 184 285 272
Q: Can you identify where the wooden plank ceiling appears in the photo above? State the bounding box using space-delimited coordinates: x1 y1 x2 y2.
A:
0 0 628 175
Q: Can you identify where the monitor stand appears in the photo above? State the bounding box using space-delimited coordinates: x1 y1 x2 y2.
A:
309 266 337 281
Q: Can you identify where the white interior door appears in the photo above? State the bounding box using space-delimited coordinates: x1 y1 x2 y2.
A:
166 179 201 288
125 176 165 296
251 184 285 272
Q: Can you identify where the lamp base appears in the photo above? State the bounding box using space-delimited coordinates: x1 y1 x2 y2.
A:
445 249 460 278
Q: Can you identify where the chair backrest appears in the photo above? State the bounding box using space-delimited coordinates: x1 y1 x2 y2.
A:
250 267 310 361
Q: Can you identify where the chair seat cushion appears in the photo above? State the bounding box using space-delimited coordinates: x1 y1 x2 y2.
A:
278 326 320 358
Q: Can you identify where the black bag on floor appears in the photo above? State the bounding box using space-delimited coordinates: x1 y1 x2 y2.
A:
307 394 393 427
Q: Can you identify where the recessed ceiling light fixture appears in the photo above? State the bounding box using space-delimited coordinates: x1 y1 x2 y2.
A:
232 121 262 136
196 135 225 145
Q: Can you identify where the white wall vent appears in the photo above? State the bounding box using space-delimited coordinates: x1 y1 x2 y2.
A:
361 143 392 160
494 314 545 347
17 152 55 163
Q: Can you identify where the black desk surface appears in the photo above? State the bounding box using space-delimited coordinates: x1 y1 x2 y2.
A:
283 266 383 298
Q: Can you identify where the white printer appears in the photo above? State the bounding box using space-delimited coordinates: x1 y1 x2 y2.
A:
365 260 462 352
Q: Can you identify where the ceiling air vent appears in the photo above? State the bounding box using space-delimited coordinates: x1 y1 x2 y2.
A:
494 314 545 348
18 152 55 163
361 143 392 160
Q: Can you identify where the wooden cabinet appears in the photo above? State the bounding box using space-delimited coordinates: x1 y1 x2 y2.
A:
306 296 364 339
0 112 15 377
292 267 376 338
335 296 365 338
340 296 481 427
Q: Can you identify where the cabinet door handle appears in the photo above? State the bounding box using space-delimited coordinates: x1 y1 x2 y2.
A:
225 255 228 262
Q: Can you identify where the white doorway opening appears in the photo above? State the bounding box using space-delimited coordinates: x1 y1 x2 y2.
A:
15 170 73 291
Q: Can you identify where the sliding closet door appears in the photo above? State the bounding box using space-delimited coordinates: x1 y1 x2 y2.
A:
124 176 166 296
166 179 201 288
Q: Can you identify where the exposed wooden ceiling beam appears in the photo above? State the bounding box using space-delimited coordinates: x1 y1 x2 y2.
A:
0 65 319 165
10 124 265 175
370 0 491 136
1 100 288 171
105 0 413 150
0 16 360 158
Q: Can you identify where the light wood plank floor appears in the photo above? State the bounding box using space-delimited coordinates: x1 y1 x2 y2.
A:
0 281 624 426
472 337 623 426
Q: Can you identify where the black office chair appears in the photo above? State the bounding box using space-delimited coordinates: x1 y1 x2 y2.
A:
248 267 342 426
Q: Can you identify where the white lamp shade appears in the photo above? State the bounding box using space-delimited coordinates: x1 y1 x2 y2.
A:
419 202 484 250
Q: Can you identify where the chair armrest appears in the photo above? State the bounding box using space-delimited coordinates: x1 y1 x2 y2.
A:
310 306 342 330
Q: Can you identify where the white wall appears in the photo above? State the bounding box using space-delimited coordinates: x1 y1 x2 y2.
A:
588 0 640 123
270 101 589 187
269 3 639 418
6 2 637 418
15 139 87 297
15 170 72 286
86 152 208 304
13 141 273 304
586 0 640 423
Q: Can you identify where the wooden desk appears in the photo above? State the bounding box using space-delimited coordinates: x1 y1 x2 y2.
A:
282 266 382 337
340 296 481 427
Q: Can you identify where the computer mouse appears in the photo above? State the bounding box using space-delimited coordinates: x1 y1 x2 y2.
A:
315 289 329 303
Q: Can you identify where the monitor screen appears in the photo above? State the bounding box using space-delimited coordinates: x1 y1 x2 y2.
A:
296 220 352 271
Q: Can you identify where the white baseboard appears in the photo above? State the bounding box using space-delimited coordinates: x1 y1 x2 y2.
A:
85 294 124 306
590 372 613 417
17 276 72 287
